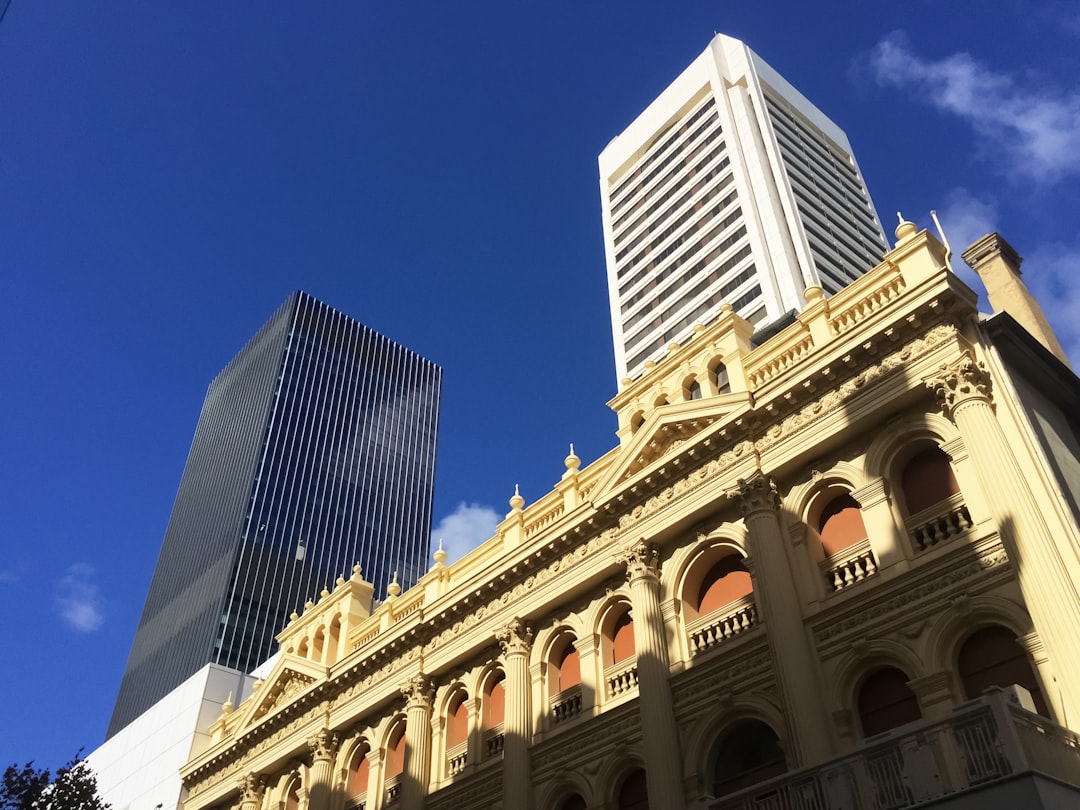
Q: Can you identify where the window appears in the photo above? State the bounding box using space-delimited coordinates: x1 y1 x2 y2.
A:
711 719 786 797
611 611 636 665
446 692 469 748
616 768 649 810
697 556 753 615
552 637 581 694
346 744 369 797
959 626 1048 716
901 447 959 515
857 667 920 737
818 494 868 556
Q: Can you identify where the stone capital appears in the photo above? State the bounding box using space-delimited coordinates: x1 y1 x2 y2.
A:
307 728 339 762
401 674 434 710
617 539 660 583
734 473 781 517
925 357 992 418
238 774 266 803
496 617 534 657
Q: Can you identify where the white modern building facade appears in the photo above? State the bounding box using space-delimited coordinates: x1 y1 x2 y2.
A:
599 34 889 381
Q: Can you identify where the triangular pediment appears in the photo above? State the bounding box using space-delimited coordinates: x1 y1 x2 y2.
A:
234 653 328 732
594 393 751 499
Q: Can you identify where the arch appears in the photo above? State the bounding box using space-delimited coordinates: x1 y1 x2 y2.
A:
694 556 752 620
709 718 787 798
856 666 921 737
958 625 1048 715
283 775 301 810
596 598 635 668
833 638 925 715
630 410 646 434
482 669 506 730
785 461 869 521
326 616 341 666
615 767 649 810
665 528 749 606
549 633 581 694
610 611 635 666
683 375 703 401
925 596 1036 674
654 394 669 408
445 688 470 748
899 446 960 516
296 638 309 659
384 718 407 779
709 357 731 395
558 795 588 810
311 628 325 663
816 493 869 557
864 413 963 502
537 772 595 810
684 695 786 791
344 740 370 798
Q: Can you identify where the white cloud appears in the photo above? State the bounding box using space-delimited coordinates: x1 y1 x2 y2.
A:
55 563 105 632
431 502 501 564
865 32 1080 183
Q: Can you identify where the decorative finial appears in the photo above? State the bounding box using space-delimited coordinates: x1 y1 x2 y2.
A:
335 574 346 587
564 443 581 473
289 610 299 622
803 285 825 304
222 692 234 714
319 587 330 600
894 211 917 243
387 571 401 599
304 599 315 612
509 483 525 511
352 563 362 580
433 538 447 567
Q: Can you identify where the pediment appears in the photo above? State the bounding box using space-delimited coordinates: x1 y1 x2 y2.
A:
594 393 751 498
234 653 327 732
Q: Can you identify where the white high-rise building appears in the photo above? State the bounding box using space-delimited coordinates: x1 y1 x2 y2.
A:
600 34 888 381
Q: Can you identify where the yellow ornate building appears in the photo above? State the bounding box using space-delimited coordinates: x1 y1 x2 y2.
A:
180 221 1080 809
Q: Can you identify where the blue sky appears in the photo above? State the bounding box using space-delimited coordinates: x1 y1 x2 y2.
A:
2 1 1079 769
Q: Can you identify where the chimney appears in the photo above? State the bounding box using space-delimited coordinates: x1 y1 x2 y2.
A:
962 232 1070 367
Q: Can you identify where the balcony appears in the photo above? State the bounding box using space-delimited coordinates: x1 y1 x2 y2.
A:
710 691 1080 809
605 659 639 699
445 740 467 776
687 594 758 655
551 685 583 723
483 724 505 757
821 539 878 593
908 493 974 553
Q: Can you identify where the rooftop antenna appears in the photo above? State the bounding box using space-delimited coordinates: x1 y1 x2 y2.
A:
930 209 954 273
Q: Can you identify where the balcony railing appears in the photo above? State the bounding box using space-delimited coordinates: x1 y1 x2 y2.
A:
605 659 639 698
821 539 878 593
384 774 401 805
551 684 583 723
687 594 757 655
483 724 505 757
445 740 467 776
908 493 973 553
709 690 1080 810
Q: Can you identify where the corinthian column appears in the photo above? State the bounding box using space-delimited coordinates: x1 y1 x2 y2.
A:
497 618 534 810
238 774 266 810
736 473 832 766
927 357 1080 719
618 540 684 810
400 674 434 810
306 730 339 810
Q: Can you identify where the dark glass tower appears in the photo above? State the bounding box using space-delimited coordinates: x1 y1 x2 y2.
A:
108 292 441 736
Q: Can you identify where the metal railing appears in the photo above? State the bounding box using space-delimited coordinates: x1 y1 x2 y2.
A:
710 691 1080 809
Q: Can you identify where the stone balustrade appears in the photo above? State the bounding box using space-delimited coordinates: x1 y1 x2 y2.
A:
908 493 974 552
605 660 640 698
821 539 878 593
686 595 758 654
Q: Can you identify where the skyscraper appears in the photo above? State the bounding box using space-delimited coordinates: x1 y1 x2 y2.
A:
108 291 441 736
599 34 888 381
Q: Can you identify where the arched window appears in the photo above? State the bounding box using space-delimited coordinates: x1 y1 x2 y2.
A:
386 723 406 779
611 611 635 665
559 795 587 810
285 779 301 810
711 719 786 797
857 667 921 737
312 629 325 662
346 744 369 798
654 395 669 408
484 672 505 730
327 617 341 666
818 494 868 557
901 447 959 515
710 360 730 395
551 637 581 694
630 411 646 434
446 691 470 748
959 626 1048 716
697 556 753 615
686 378 703 401
616 768 649 810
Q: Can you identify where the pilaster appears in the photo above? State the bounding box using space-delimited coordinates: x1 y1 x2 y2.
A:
497 618 534 810
400 675 434 809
